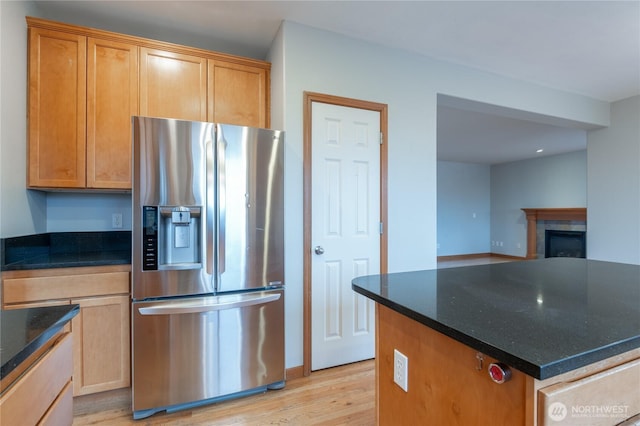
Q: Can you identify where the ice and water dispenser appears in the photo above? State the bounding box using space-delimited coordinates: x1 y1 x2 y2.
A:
142 205 202 270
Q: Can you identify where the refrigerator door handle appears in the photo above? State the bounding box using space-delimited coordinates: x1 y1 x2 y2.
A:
217 132 227 278
206 140 215 275
138 293 281 316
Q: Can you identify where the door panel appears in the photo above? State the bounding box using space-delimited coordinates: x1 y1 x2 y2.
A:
311 102 380 370
87 37 138 189
139 48 206 121
28 28 86 188
71 295 130 396
208 60 267 128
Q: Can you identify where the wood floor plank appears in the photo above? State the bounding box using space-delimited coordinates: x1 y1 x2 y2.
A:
73 360 375 425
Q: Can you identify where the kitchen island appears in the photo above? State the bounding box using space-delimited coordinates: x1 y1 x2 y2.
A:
352 258 640 425
1 304 79 425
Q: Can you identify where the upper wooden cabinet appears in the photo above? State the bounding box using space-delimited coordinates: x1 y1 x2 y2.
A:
28 26 138 190
208 60 268 128
28 28 87 188
140 48 207 121
26 17 271 191
87 38 138 189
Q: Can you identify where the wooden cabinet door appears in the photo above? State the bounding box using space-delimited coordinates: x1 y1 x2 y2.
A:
139 47 207 121
71 295 130 396
207 60 268 128
28 28 86 188
86 38 138 189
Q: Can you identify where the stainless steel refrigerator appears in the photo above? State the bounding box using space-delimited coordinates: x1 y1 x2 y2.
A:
131 116 285 419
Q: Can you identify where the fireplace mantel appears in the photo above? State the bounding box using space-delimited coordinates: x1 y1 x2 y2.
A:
521 208 586 259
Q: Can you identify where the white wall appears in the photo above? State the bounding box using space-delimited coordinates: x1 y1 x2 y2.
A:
437 161 491 256
271 21 608 368
587 95 640 264
0 0 46 238
490 150 587 257
46 193 132 232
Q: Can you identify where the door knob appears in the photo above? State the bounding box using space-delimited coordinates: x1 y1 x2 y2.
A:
314 246 325 255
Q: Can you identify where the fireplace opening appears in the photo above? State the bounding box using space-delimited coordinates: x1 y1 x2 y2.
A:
545 230 586 258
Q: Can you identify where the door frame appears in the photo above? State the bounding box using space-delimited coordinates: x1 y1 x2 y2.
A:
302 91 388 376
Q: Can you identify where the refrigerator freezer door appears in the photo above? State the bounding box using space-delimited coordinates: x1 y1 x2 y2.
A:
216 124 285 292
132 289 285 418
132 117 215 300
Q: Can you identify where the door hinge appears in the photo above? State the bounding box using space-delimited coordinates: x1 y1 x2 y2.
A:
379 222 384 234
380 132 384 145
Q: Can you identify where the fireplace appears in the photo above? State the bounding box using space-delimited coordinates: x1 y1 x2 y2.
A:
545 230 586 258
522 208 587 259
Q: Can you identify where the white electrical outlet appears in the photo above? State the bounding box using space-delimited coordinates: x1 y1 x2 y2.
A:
112 213 123 229
393 349 408 392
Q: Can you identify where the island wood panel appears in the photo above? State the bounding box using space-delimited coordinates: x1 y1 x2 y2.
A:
0 332 73 426
207 60 268 128
376 304 528 425
86 37 138 189
28 27 86 188
139 47 207 121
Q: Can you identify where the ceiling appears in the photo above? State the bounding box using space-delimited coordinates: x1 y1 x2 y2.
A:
33 1 640 165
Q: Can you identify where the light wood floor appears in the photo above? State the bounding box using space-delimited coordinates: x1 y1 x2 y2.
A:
73 360 375 425
437 254 519 269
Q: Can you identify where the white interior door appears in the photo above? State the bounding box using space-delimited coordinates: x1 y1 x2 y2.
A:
311 102 380 371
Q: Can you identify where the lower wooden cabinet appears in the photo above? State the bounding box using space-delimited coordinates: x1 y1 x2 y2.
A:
71 294 130 395
2 265 131 396
0 332 73 425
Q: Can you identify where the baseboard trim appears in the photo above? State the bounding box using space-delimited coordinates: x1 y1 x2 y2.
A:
437 253 526 262
285 365 304 380
490 253 527 260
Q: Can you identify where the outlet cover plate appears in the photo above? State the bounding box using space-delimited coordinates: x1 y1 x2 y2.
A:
394 349 408 392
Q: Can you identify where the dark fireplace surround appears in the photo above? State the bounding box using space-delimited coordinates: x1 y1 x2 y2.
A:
522 208 587 259
545 229 586 258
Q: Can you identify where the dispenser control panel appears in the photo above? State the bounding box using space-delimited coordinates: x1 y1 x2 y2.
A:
142 206 158 270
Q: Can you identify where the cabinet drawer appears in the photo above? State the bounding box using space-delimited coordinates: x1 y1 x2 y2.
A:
39 381 73 426
3 271 129 304
0 333 73 426
538 358 640 425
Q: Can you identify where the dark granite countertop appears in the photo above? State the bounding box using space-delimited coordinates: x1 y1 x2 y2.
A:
1 231 131 271
1 305 79 380
352 258 640 380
